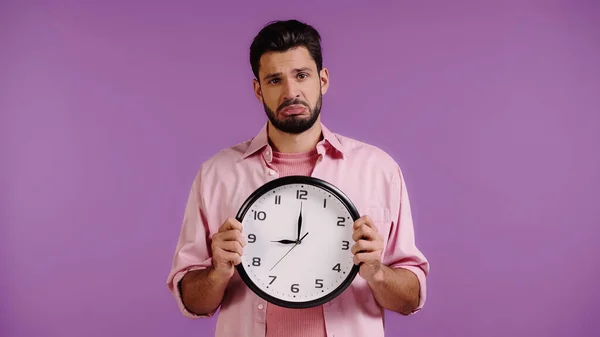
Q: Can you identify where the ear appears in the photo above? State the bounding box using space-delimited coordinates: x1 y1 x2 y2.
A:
253 78 263 103
319 67 330 95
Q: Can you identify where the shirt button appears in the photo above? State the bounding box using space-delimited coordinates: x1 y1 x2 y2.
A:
257 304 264 310
268 169 275 176
265 150 270 156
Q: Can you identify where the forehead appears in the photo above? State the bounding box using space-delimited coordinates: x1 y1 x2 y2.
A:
258 47 317 76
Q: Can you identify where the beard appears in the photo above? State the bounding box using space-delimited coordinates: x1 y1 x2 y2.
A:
263 93 322 134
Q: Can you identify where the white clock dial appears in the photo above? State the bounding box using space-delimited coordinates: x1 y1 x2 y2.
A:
236 177 360 308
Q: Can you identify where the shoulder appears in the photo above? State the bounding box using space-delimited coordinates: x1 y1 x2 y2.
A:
334 132 402 177
194 137 255 179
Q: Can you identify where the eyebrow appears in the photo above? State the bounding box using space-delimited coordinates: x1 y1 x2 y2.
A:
263 67 313 81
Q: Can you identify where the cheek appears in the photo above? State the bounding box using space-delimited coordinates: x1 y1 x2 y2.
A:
306 84 321 100
265 98 280 111
261 90 279 105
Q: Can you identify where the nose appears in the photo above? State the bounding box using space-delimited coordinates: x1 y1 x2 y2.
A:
281 78 300 101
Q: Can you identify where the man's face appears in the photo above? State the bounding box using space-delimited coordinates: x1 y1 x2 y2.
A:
253 46 329 134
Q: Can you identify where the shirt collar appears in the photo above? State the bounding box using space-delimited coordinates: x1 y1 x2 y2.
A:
241 122 347 160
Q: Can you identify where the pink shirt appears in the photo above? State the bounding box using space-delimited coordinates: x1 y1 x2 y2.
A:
265 149 326 337
166 122 430 337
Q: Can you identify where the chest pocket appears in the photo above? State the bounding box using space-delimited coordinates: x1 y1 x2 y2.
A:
365 206 392 239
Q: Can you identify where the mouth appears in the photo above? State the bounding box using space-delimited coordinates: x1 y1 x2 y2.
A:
279 104 308 117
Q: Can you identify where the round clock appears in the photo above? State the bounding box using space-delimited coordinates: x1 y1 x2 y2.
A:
235 175 361 309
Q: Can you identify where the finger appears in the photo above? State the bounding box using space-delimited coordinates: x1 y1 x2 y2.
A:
219 217 243 232
215 248 243 265
352 224 378 242
351 239 383 255
353 251 381 265
214 229 245 246
353 215 378 232
217 240 244 256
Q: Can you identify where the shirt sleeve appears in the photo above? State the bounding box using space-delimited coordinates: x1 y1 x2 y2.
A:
165 170 218 318
381 165 430 313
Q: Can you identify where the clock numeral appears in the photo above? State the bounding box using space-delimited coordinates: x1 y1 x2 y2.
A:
252 257 261 266
337 217 346 226
269 275 277 284
274 195 281 205
332 263 341 272
323 199 327 208
315 279 323 288
247 234 256 243
342 241 349 250
253 210 267 221
291 284 299 293
296 189 308 200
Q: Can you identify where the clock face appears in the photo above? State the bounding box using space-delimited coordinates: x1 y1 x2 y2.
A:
235 176 360 308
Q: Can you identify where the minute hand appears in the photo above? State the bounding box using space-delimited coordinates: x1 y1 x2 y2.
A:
297 202 303 241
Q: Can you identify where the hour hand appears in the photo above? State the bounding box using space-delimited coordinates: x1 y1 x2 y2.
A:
271 239 297 244
271 232 308 245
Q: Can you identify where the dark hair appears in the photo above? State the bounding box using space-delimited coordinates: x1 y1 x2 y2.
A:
250 19 323 80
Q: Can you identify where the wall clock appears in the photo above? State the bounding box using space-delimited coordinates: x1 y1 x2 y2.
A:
235 175 360 309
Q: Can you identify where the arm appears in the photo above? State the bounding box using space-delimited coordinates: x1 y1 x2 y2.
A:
179 267 229 316
166 170 217 318
179 216 245 316
379 166 429 314
352 217 423 315
352 166 429 315
365 264 420 315
166 168 244 318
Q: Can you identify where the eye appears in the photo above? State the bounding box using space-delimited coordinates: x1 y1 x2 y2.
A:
268 78 281 84
297 73 308 80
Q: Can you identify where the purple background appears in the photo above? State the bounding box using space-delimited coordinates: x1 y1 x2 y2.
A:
2 1 599 336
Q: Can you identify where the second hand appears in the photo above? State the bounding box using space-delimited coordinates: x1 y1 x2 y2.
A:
269 231 309 272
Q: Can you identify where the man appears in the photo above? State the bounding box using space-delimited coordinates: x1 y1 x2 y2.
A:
166 19 430 337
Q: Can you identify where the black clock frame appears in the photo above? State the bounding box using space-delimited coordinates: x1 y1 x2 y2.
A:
235 175 361 309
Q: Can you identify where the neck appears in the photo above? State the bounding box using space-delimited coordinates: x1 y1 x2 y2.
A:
267 120 322 153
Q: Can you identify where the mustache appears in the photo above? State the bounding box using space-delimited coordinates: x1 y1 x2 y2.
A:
277 98 310 112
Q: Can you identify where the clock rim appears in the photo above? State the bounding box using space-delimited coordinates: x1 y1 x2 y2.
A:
235 175 361 309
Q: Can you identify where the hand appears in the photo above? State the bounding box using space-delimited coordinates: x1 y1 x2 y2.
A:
210 217 245 280
351 215 384 282
270 232 309 271
296 202 303 241
271 239 296 244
